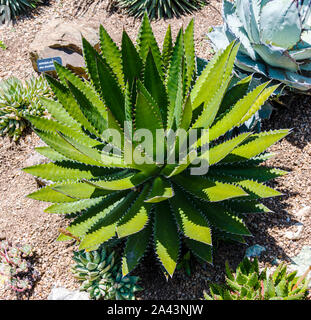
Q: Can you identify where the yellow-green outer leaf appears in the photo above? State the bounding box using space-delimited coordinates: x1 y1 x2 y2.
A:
59 192 127 241
40 97 80 130
184 19 195 92
166 29 184 129
190 41 236 110
136 13 163 79
27 115 100 148
154 201 180 277
36 131 104 167
238 85 279 126
237 180 282 198
45 197 105 214
83 172 148 191
206 132 250 165
117 184 151 237
172 175 248 202
209 82 270 141
100 25 125 88
27 184 78 203
79 192 137 249
35 146 67 162
170 192 212 245
224 130 289 162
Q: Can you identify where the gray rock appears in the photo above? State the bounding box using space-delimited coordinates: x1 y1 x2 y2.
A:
35 139 48 148
48 287 90 300
245 244 266 258
29 19 100 79
23 153 50 187
288 246 311 287
285 222 304 240
24 153 49 168
295 206 311 221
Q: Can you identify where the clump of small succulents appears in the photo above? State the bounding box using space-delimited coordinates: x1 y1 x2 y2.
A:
0 76 52 141
0 240 39 295
71 245 142 300
204 257 310 300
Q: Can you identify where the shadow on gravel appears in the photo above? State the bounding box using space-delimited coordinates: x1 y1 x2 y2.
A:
265 94 311 150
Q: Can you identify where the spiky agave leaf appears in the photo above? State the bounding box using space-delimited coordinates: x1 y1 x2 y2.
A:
24 14 289 277
117 0 206 20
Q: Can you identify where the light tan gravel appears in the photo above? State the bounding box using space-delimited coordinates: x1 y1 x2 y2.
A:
0 0 222 81
0 132 80 299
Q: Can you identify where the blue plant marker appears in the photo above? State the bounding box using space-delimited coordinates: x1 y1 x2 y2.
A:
37 57 62 72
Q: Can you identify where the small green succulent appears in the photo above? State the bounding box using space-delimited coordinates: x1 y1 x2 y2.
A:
117 0 206 19
0 40 6 50
0 240 39 294
0 76 52 141
71 246 142 300
204 257 310 300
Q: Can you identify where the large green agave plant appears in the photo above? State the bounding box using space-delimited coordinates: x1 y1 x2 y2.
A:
117 0 206 19
23 15 289 277
208 0 311 92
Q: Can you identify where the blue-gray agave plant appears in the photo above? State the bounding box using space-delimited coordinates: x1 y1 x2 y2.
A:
208 0 311 92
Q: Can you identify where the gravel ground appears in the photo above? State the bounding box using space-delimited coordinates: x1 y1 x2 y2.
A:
0 0 310 300
0 132 80 300
0 0 221 81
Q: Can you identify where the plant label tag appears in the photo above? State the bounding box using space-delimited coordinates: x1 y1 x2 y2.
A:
37 57 62 72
